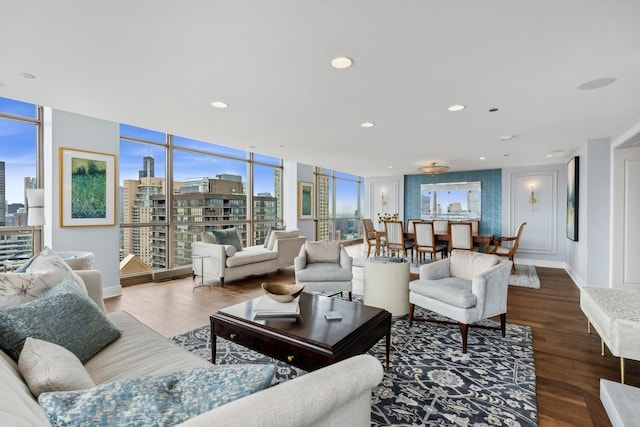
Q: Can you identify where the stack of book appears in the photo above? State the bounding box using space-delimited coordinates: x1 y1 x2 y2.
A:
253 295 300 320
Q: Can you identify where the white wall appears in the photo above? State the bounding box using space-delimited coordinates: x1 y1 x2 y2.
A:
284 162 314 239
43 109 122 297
364 176 404 231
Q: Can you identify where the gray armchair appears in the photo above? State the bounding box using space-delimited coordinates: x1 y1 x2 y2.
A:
408 249 512 353
294 241 353 300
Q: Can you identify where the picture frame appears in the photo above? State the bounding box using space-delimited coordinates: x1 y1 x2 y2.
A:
566 156 579 241
60 147 116 227
298 181 314 219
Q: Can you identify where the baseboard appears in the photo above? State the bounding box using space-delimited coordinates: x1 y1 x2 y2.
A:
103 285 122 299
152 266 192 282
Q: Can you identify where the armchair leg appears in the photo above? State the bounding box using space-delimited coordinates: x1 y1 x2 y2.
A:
408 303 415 326
220 277 224 288
460 323 469 353
500 313 506 337
348 291 352 301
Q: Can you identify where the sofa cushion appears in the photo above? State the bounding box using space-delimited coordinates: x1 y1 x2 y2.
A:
0 280 121 363
449 250 499 281
409 277 477 309
38 365 276 427
305 241 340 263
296 263 353 282
263 226 286 248
18 337 95 398
266 229 300 251
225 246 277 268
212 228 243 251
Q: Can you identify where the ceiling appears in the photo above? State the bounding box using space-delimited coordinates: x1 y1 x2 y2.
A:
2 1 640 177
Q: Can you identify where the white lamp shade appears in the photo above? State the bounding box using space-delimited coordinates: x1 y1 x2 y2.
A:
26 189 45 226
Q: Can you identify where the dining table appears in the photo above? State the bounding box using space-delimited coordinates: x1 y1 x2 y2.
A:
404 232 494 254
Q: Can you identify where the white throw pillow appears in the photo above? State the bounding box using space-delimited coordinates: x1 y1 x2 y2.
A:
18 337 95 398
0 272 49 308
266 229 300 251
21 247 87 296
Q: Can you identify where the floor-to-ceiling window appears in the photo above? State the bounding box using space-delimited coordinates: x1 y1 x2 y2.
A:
119 124 283 275
314 168 363 242
0 97 41 268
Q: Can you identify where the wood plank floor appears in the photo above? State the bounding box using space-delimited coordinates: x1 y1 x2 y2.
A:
105 259 636 427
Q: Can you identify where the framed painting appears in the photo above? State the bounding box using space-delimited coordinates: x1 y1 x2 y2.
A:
60 148 116 227
566 156 579 241
298 181 314 219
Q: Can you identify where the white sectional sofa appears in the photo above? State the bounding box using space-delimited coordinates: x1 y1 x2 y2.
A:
0 270 384 426
193 229 306 287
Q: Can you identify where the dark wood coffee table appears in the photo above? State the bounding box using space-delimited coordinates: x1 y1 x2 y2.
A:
210 292 392 371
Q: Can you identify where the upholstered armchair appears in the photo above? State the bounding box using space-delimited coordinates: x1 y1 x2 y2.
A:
294 241 353 300
408 249 513 353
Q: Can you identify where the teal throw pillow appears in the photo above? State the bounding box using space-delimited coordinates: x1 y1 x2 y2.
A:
212 228 243 251
38 365 277 427
0 280 121 363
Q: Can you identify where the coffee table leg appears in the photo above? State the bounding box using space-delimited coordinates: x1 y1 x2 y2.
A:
210 320 217 364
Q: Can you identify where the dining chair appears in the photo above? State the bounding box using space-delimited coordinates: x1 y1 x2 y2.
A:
490 222 527 273
413 221 447 264
469 219 480 234
361 219 378 257
383 220 414 261
432 219 449 235
406 219 422 237
448 222 474 252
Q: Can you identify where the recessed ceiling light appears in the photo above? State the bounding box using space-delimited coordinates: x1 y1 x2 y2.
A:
489 108 499 112
210 101 228 109
388 165 393 169
447 104 465 112
577 77 617 91
503 154 510 157
546 154 553 158
500 135 514 141
330 56 353 69
19 73 36 79
360 122 375 128
479 157 486 160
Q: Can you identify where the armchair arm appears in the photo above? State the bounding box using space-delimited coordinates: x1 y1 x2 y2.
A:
339 247 353 271
193 242 226 279
471 260 512 318
494 236 517 245
419 257 451 280
294 246 307 273
75 270 105 312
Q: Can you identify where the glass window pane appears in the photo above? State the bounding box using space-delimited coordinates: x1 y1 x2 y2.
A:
253 164 282 246
335 179 359 241
173 135 246 158
173 150 248 223
253 153 280 165
0 97 37 118
120 124 166 144
335 171 359 181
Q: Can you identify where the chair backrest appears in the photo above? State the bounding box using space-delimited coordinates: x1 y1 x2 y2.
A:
362 219 376 240
432 219 449 235
406 219 422 236
414 221 436 249
510 222 527 254
449 222 473 251
383 220 405 246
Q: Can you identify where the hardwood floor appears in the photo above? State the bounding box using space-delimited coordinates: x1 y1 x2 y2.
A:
105 259 635 426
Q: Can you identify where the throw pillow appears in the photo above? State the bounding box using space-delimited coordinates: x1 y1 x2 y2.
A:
19 337 95 398
212 228 243 252
38 365 277 427
266 229 300 251
263 225 286 248
0 272 49 308
0 280 121 363
201 231 216 244
16 247 87 295
305 241 340 263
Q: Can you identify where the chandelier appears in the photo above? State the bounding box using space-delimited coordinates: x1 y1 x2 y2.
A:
418 162 449 174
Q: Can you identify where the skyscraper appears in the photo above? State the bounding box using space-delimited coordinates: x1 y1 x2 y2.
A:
0 162 5 226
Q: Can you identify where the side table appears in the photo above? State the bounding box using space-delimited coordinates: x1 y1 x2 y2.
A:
363 257 410 318
191 254 212 292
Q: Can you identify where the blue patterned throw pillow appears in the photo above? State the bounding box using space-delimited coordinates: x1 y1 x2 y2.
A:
0 280 121 363
38 365 276 426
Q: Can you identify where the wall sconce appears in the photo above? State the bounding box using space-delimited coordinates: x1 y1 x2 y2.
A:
381 191 387 208
529 185 537 211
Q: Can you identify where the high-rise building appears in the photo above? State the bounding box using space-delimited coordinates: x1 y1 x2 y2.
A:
0 161 5 226
139 156 154 179
316 173 330 240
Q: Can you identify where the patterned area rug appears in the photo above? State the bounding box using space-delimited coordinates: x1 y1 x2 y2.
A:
171 308 537 426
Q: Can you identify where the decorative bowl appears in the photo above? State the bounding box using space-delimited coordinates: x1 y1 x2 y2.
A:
262 283 305 303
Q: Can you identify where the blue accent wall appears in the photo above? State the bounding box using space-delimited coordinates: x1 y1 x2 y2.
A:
404 169 502 236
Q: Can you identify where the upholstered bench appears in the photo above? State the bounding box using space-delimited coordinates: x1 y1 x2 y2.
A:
580 287 640 383
600 379 640 427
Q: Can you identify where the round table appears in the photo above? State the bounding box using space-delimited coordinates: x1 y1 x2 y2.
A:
363 257 410 317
